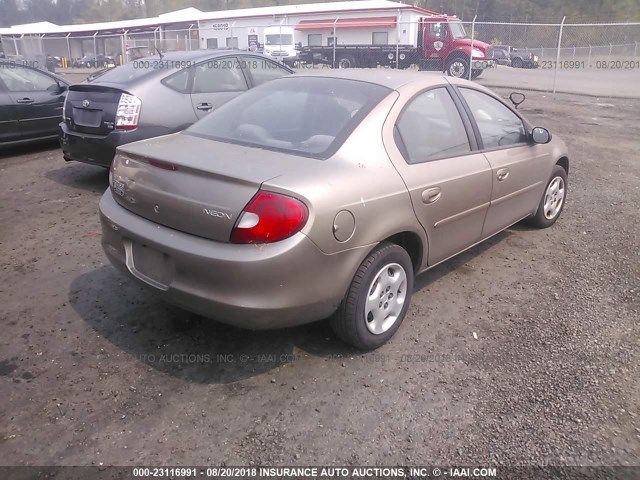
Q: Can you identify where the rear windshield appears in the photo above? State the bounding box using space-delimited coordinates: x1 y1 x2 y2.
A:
87 58 179 84
185 76 391 159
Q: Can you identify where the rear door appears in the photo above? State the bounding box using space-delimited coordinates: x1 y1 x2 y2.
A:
456 87 548 236
386 86 493 266
0 65 66 139
189 56 249 120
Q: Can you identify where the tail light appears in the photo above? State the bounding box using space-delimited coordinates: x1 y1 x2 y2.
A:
231 191 308 244
115 93 141 130
62 93 69 120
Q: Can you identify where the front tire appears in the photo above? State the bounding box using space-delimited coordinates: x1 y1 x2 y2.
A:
331 242 414 350
512 57 523 68
528 165 568 228
446 57 469 78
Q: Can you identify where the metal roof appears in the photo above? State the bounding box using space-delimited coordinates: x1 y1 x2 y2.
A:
0 1 434 36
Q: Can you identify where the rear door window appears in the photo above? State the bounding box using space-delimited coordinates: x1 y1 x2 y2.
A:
241 56 291 86
192 57 248 93
395 87 471 164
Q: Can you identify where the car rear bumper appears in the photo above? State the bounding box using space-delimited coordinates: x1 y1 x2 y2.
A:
59 122 161 167
59 122 124 167
99 191 368 329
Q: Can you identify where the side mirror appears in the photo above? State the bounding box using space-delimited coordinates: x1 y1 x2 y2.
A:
49 82 67 94
531 126 552 144
509 92 525 109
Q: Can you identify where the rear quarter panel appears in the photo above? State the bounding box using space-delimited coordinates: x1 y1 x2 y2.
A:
129 73 197 133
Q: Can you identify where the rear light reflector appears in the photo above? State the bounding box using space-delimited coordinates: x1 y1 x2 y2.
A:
231 191 308 244
115 93 141 131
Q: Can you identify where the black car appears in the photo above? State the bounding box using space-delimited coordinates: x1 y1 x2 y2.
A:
491 48 511 66
0 60 70 148
73 55 116 69
59 50 293 167
493 45 539 68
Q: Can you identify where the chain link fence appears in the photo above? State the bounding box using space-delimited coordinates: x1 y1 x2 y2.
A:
2 19 639 97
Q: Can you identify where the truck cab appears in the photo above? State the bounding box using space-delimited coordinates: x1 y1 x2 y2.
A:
418 16 493 79
262 26 298 66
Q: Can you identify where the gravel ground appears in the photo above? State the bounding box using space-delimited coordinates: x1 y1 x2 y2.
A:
0 89 638 470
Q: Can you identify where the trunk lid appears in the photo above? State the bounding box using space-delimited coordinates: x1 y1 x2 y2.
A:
64 84 125 135
111 132 313 242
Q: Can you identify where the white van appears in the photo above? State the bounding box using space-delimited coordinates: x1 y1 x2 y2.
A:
262 26 297 65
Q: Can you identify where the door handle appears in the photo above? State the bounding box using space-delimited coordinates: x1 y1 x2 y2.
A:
422 187 442 204
17 98 34 104
497 168 509 181
196 103 213 111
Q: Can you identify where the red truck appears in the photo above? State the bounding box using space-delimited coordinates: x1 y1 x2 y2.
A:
297 15 494 79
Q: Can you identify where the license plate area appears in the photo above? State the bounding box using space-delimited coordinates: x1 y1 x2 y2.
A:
123 239 174 290
72 107 102 127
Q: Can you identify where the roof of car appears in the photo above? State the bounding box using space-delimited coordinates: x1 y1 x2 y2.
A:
292 69 456 90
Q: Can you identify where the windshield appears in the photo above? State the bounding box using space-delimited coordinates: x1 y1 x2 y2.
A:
265 34 293 46
186 76 391 159
449 22 467 39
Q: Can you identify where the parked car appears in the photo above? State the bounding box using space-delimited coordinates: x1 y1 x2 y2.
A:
491 47 511 66
60 50 293 167
494 45 539 68
0 60 70 148
100 71 569 349
73 55 116 69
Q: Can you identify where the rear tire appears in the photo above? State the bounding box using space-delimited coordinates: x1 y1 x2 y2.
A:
446 57 469 78
331 242 414 350
471 69 483 79
337 54 357 69
527 165 568 228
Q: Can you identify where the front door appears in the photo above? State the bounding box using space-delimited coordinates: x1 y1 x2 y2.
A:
456 87 548 236
422 21 450 66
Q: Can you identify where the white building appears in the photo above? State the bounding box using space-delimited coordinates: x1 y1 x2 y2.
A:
195 1 435 51
0 1 438 62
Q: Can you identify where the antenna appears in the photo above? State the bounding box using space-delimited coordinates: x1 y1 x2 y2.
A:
154 45 164 60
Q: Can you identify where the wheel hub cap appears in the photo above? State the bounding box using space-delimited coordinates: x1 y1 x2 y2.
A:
450 61 466 77
543 176 565 220
364 263 408 335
